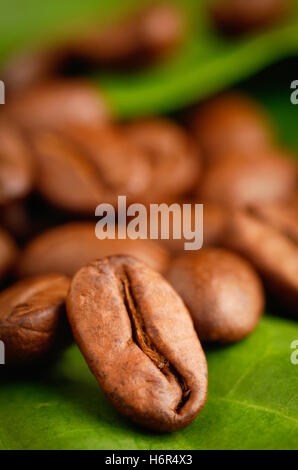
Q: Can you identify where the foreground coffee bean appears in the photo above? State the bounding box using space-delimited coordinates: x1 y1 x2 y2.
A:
67 256 208 432
199 150 297 209
210 0 290 35
224 208 298 316
0 228 18 282
0 120 34 205
67 2 185 67
167 248 264 343
188 93 273 160
7 80 109 130
0 274 70 364
30 124 150 213
126 118 201 202
17 222 170 278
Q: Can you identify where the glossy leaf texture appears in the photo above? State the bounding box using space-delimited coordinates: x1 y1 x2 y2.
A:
0 315 297 450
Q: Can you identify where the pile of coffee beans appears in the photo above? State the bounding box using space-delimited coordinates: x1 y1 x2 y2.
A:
0 2 297 433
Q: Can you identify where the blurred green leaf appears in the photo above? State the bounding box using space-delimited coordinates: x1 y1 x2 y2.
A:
0 315 297 450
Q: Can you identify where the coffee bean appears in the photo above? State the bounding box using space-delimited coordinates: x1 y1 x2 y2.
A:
30 124 150 213
7 80 110 130
126 118 201 203
199 149 297 209
2 49 67 93
0 120 34 205
67 255 208 432
223 207 298 316
167 248 264 343
17 222 170 278
0 274 70 364
210 0 291 35
188 93 273 160
67 3 185 67
0 228 18 283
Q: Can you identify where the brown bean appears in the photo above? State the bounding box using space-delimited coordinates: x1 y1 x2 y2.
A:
0 228 18 282
126 118 201 203
167 248 264 343
2 49 67 93
0 120 34 205
68 3 185 67
223 207 298 316
30 124 151 213
66 255 207 432
0 274 70 365
199 149 297 209
188 93 273 160
210 0 291 35
17 222 170 278
6 80 110 130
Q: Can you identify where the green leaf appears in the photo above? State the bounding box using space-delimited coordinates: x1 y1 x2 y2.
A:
0 315 297 450
1 1 298 118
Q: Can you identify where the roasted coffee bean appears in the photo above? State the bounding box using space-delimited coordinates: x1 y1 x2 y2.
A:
167 248 264 343
6 80 109 130
223 207 298 316
0 228 18 282
0 120 34 205
30 124 150 213
188 93 273 160
0 274 70 365
67 2 185 67
199 150 297 209
210 0 291 35
66 255 208 432
126 118 201 203
2 49 67 93
251 202 298 243
17 222 170 278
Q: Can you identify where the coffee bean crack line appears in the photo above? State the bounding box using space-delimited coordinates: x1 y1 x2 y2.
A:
119 268 190 414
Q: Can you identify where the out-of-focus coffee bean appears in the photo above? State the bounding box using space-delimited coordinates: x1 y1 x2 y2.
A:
199 149 297 209
126 118 201 203
223 208 298 316
6 80 110 130
0 228 18 282
188 93 273 160
30 124 150 214
0 120 34 205
17 222 170 278
0 274 70 365
210 0 291 35
167 248 264 343
66 255 208 431
2 49 67 94
251 202 298 243
68 2 185 67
